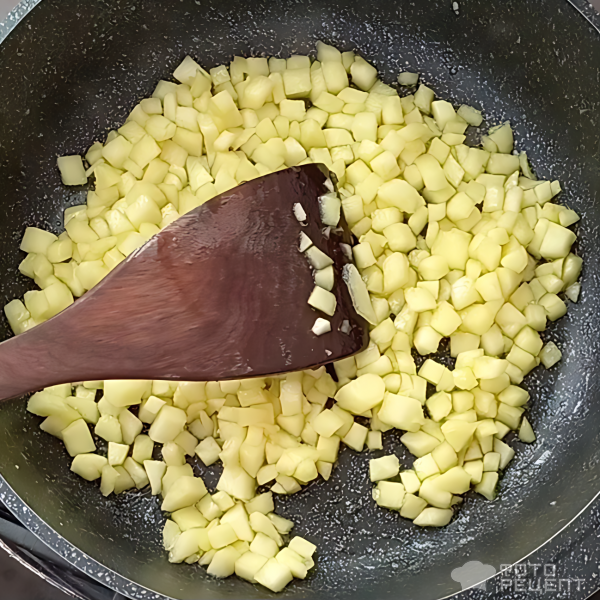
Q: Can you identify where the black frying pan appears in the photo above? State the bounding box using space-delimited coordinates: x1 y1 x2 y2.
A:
0 0 599 599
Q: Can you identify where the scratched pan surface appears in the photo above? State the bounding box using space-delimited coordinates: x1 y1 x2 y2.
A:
0 0 598 598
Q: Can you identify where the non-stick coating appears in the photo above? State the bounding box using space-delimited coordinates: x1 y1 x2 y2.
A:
0 1 598 599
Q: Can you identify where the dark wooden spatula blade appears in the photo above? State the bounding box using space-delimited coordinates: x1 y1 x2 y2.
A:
0 164 368 400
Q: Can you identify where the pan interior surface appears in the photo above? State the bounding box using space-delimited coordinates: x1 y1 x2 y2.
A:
0 0 598 598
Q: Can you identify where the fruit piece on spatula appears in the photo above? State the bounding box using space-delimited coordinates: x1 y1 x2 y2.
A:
0 164 369 400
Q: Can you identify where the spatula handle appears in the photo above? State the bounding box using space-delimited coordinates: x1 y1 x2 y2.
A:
0 314 89 399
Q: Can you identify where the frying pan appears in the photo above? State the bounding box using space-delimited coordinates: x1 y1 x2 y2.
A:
0 0 598 598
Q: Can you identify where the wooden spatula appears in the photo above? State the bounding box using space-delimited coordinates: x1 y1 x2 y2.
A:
0 164 368 400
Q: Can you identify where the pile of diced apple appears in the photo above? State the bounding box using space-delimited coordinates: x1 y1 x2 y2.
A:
5 38 581 592
28 375 325 591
